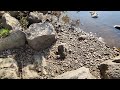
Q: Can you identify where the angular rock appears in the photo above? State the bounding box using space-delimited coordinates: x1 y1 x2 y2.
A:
90 11 98 18
0 30 26 51
0 58 19 79
51 15 58 24
22 65 40 79
92 13 98 18
54 67 96 79
25 22 56 51
42 14 52 22
99 56 120 79
27 12 43 24
57 43 68 60
2 13 22 30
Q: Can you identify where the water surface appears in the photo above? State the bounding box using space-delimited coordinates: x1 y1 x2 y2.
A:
67 11 120 48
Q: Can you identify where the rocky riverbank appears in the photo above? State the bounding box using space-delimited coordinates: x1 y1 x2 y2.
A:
0 11 120 79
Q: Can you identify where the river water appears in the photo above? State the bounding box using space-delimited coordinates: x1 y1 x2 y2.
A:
67 11 120 48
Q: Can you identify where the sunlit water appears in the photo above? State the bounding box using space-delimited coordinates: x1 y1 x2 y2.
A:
67 11 120 48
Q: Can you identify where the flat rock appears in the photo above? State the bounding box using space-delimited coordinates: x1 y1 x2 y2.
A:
54 67 96 79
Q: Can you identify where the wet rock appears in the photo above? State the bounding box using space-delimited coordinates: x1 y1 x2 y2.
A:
22 64 40 79
99 56 120 79
90 11 98 18
114 25 120 29
2 13 22 30
0 58 19 79
25 22 56 51
0 30 26 51
54 67 96 79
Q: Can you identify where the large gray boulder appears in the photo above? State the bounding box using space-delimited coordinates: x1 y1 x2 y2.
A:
54 67 96 79
1 13 22 30
25 22 56 51
99 56 120 79
0 58 19 79
0 30 26 51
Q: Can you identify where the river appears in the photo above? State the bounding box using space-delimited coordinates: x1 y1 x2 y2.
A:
67 11 120 49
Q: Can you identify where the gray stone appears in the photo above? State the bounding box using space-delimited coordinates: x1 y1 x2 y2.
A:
8 11 19 17
2 13 22 30
99 56 120 79
0 58 19 79
25 22 56 51
57 43 68 60
0 30 26 51
27 12 43 24
54 67 96 79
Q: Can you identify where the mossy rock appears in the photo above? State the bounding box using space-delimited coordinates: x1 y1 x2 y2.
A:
0 28 10 38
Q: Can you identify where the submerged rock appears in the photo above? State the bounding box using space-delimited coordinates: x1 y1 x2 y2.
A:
90 11 98 18
114 25 120 29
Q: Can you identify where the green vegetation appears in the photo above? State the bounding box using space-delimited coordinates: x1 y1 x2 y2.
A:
0 28 10 38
